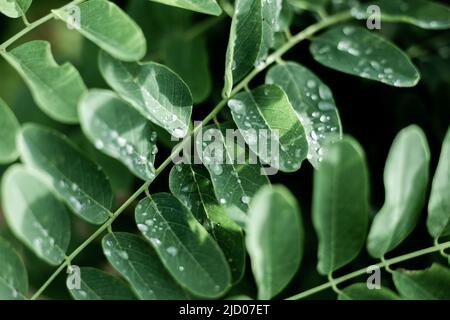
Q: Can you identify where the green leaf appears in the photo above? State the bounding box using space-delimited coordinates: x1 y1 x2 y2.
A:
163 35 212 104
246 185 304 299
102 232 189 299
195 123 271 226
169 164 245 284
353 0 450 30
3 40 86 123
2 165 71 265
135 193 232 298
18 124 113 224
0 97 20 164
393 263 450 299
229 84 307 172
0 0 31 18
99 51 193 138
53 0 146 61
148 0 221 16
0 237 28 300
67 267 136 300
256 0 282 63
79 89 158 181
427 127 450 238
367 125 430 258
310 25 420 87
312 136 370 275
266 62 342 168
338 283 398 300
223 0 263 97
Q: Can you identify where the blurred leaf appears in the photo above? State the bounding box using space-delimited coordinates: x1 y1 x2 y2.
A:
2 165 71 265
310 25 420 87
99 51 192 138
229 84 308 172
266 61 342 168
79 89 158 181
148 0 221 16
3 40 86 123
427 126 450 238
0 237 28 300
67 267 136 300
164 35 212 104
353 0 450 30
18 124 113 224
195 123 270 227
223 0 263 97
0 0 31 18
102 232 189 299
53 0 146 61
367 125 430 258
312 136 370 275
135 193 232 298
169 164 245 283
393 263 450 299
338 283 398 300
0 97 20 164
246 185 304 299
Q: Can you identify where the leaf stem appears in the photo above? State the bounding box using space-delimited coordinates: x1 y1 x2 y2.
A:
286 240 450 300
30 10 353 299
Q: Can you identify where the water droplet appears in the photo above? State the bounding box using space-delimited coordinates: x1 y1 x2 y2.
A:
137 224 148 232
241 195 250 204
178 266 184 271
307 80 316 88
95 139 104 150
320 115 330 123
126 144 133 154
318 102 334 111
166 246 178 256
319 85 332 100
210 163 223 176
228 99 245 114
117 136 127 147
150 238 161 246
337 40 351 51
119 250 129 260
172 128 186 138
343 26 355 35
219 198 226 205
384 68 393 74
151 145 158 155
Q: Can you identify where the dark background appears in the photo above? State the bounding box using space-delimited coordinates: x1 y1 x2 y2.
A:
0 0 449 299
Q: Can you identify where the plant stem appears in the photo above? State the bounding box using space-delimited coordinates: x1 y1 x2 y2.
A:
286 240 450 300
0 0 86 52
31 10 352 299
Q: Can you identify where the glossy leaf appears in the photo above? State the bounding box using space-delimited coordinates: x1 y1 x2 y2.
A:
0 98 20 164
367 125 430 258
0 237 28 300
164 35 212 104
3 40 86 123
310 25 420 87
135 193 232 298
102 232 189 299
79 89 158 181
67 267 136 300
246 185 304 299
257 0 282 63
18 124 113 224
338 283 398 300
2 165 71 265
0 0 31 18
223 0 263 97
266 62 342 167
169 163 245 283
149 0 221 16
393 264 450 299
427 127 450 238
195 123 270 226
53 0 146 61
229 84 308 172
99 51 193 138
353 0 450 30
312 136 370 275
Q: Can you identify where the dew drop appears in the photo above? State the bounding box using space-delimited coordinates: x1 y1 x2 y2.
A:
241 195 250 204
166 246 178 256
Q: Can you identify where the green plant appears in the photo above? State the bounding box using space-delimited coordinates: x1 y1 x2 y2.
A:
0 0 449 301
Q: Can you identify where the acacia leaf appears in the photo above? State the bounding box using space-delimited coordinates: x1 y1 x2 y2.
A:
0 0 31 18
0 98 20 164
367 125 430 258
53 0 146 61
18 124 113 225
3 40 86 123
338 283 398 300
310 25 420 87
246 185 304 299
79 89 158 181
0 237 28 300
135 193 232 298
312 136 370 275
148 0 221 16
